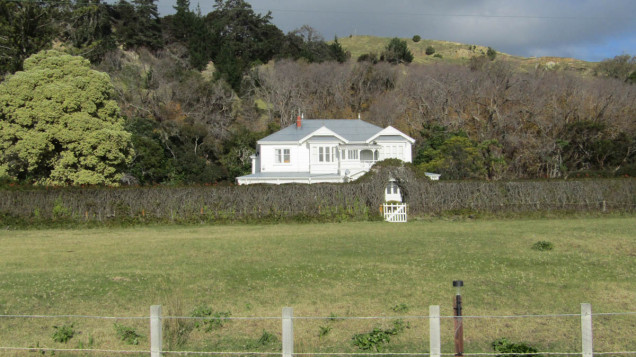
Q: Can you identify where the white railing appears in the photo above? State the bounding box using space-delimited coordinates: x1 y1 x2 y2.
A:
384 203 408 222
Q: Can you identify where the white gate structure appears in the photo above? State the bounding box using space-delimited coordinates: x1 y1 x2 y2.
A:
383 203 408 222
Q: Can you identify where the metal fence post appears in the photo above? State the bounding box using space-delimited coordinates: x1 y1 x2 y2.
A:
429 305 441 357
282 307 294 357
151 305 162 357
581 303 593 357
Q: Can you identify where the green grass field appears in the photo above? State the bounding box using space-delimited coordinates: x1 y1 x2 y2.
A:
0 216 634 355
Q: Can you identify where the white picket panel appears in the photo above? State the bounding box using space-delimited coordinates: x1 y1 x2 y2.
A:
383 203 407 222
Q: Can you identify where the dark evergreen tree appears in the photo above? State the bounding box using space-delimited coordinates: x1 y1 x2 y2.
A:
205 0 285 91
62 0 116 63
487 46 497 61
329 36 350 63
0 1 56 74
113 0 162 50
381 38 413 64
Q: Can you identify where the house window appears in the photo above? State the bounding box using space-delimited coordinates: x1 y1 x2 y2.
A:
318 146 336 162
347 150 359 160
383 145 403 160
275 149 290 164
386 182 400 195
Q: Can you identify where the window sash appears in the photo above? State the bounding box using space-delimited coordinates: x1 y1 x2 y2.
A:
318 146 335 162
275 149 290 164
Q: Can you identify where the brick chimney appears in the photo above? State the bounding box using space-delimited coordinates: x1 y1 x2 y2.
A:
296 115 302 128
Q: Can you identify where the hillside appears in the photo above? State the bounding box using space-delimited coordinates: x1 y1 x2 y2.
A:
337 35 596 74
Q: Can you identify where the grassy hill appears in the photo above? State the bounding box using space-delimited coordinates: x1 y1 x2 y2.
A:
337 35 596 74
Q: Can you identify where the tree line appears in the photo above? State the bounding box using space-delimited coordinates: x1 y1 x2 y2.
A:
1 0 634 186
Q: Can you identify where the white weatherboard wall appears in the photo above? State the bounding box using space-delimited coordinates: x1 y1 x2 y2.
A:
379 142 410 161
260 145 310 173
309 144 340 174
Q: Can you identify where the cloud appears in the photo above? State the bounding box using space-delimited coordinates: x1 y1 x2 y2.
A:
157 0 636 61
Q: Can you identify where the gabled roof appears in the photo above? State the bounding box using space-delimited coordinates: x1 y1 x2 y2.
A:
368 126 415 144
258 119 385 144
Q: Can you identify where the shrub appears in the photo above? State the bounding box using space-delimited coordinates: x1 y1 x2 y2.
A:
52 324 75 343
425 46 435 55
318 325 332 337
433 53 443 58
532 241 554 251
191 306 231 332
487 47 497 60
391 303 409 313
114 323 142 345
357 52 378 64
412 35 421 42
352 320 408 352
492 337 541 357
257 329 278 345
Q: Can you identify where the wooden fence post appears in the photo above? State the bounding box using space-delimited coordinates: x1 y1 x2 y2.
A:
150 305 162 357
429 305 441 357
282 307 293 357
581 303 593 357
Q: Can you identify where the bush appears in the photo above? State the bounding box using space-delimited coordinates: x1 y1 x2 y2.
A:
492 337 541 357
114 323 142 345
357 52 378 64
52 324 75 343
433 53 443 58
487 47 497 61
412 35 421 42
257 329 277 345
191 306 231 332
532 241 554 251
352 320 408 352
425 46 435 55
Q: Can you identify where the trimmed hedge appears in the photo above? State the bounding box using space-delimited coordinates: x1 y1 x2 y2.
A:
0 170 634 225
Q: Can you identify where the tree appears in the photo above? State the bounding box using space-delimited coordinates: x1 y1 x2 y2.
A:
0 50 134 185
425 46 435 55
412 35 421 43
417 136 486 180
329 36 350 63
595 54 635 82
206 0 285 91
61 0 116 63
112 0 162 50
381 38 413 64
0 1 56 74
487 46 497 61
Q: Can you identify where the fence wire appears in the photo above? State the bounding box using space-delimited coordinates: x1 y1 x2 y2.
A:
2 311 634 320
1 311 634 356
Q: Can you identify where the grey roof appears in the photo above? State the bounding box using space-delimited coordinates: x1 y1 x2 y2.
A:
259 119 383 143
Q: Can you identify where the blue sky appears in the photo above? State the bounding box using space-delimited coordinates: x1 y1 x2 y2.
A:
157 0 636 62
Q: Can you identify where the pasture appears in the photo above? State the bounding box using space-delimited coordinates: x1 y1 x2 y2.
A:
0 216 634 355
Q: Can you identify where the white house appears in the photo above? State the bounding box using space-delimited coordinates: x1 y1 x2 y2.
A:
236 117 416 185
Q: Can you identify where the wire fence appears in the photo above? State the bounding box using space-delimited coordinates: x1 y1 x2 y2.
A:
1 305 635 356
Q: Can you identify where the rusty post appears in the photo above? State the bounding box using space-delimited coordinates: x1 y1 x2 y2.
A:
453 280 464 357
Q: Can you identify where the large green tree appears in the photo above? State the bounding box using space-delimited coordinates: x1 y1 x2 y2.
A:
0 1 57 74
0 50 134 185
381 37 413 64
61 0 116 63
113 0 162 50
206 0 285 91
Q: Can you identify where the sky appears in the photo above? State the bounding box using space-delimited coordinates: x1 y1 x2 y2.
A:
156 0 636 62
